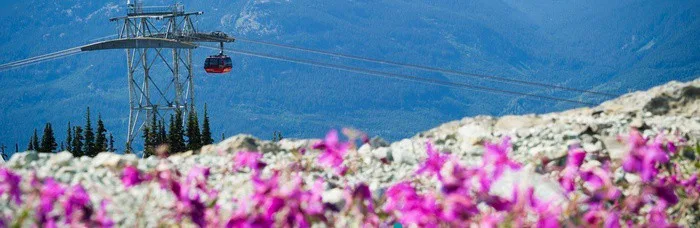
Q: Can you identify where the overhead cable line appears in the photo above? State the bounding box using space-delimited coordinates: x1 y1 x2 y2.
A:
235 37 618 98
0 47 84 71
201 45 596 106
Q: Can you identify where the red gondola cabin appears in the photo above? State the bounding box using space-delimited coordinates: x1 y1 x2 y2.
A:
204 55 232 74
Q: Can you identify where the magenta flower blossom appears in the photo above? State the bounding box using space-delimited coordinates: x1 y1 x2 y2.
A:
560 147 587 192
482 137 521 180
647 204 671 227
64 185 91 224
186 166 211 191
416 142 450 179
622 131 674 183
38 178 66 225
0 168 22 204
580 170 605 190
604 211 621 228
653 184 679 206
95 200 115 228
121 165 144 188
236 172 328 227
302 179 325 215
233 151 267 172
314 130 350 174
681 174 698 191
384 182 443 226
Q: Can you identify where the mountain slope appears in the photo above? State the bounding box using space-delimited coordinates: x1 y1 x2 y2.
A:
0 0 698 155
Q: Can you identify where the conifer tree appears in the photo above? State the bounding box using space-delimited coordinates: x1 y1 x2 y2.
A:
1 144 7 161
65 122 73 152
168 110 186 153
59 142 65 151
72 126 84 157
201 103 213 145
15 143 18 153
159 120 167 146
95 115 107 152
27 137 34 151
150 114 160 146
83 107 96 157
186 105 202 151
32 129 40 151
108 133 115 152
40 123 57 152
143 126 154 158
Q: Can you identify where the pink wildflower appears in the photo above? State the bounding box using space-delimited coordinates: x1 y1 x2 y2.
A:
94 200 114 227
0 168 22 204
647 204 672 227
38 178 65 226
482 137 521 180
622 131 673 182
416 142 450 179
560 147 586 192
121 165 144 188
314 130 350 174
384 182 441 226
303 179 325 215
186 166 211 191
64 185 91 224
233 151 266 172
604 211 621 228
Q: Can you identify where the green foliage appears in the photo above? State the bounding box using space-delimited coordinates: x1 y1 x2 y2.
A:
31 129 39 151
186 105 202 151
83 107 96 157
143 126 154 158
201 103 213 145
168 109 186 153
71 126 84 157
108 133 115 152
95 115 107 153
26 135 34 151
272 131 283 142
65 122 73 152
39 123 57 153
158 120 167 146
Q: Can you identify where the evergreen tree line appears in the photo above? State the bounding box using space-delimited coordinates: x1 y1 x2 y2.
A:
27 107 115 157
143 104 213 158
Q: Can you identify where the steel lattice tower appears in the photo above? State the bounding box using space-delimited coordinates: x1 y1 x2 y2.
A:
81 2 234 152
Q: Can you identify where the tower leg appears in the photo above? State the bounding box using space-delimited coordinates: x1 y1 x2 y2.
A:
126 49 135 153
188 49 195 108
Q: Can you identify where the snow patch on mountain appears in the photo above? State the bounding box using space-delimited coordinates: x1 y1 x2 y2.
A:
231 0 283 36
637 39 656 53
77 3 121 23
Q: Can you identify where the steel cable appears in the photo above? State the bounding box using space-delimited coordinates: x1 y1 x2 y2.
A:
235 37 618 98
201 45 596 106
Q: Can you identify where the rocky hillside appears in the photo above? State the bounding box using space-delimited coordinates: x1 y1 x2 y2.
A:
1 78 699 226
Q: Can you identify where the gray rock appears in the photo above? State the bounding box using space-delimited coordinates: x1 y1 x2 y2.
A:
391 139 419 164
369 137 389 148
322 188 345 207
91 152 125 168
601 137 626 160
7 151 39 168
582 141 603 153
221 134 262 153
372 147 391 160
46 151 73 168
494 115 541 132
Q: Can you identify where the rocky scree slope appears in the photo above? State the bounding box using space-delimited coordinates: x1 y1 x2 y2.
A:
2 78 699 226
